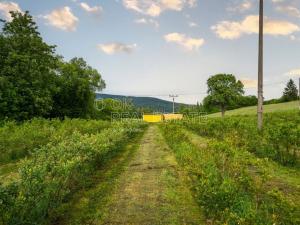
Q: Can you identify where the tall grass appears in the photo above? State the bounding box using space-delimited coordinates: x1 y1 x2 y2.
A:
160 123 299 224
184 111 300 167
0 121 146 225
0 118 110 164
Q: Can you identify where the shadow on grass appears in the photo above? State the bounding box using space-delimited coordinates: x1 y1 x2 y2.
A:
50 131 146 225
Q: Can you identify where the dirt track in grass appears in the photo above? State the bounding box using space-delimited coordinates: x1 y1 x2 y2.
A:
56 125 205 225
101 125 204 225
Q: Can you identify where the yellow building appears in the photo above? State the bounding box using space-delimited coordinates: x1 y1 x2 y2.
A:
143 114 163 123
163 114 183 121
142 114 183 122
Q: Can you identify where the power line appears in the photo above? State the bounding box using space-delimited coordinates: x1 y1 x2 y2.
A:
169 94 178 113
100 81 292 98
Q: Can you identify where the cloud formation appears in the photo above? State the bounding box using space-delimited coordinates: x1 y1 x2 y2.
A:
135 17 159 28
272 0 285 3
188 21 198 27
123 0 197 17
212 15 300 39
241 78 257 88
285 69 300 77
0 1 22 21
97 43 137 55
80 2 102 14
44 6 79 31
164 32 204 51
276 5 300 18
227 0 253 13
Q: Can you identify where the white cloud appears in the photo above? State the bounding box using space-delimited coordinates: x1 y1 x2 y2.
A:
276 5 300 18
135 17 159 27
272 0 285 3
135 17 147 23
123 0 197 17
0 1 22 21
44 7 78 31
285 69 300 77
164 32 204 51
97 43 137 55
188 21 198 27
80 2 102 14
227 0 253 13
290 35 296 40
241 78 257 88
212 15 300 39
289 35 300 41
187 0 197 7
161 0 183 10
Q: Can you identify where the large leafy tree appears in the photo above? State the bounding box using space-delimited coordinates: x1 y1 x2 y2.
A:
203 74 244 117
0 11 58 120
51 58 106 118
0 11 106 120
282 79 298 102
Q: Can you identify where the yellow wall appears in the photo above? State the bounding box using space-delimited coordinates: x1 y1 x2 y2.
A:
143 114 163 123
163 114 183 121
142 114 184 122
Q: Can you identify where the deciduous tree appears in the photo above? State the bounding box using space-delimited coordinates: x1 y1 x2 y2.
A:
203 74 244 117
51 58 106 118
0 11 58 120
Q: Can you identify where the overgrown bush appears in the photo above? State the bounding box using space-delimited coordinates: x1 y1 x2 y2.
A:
0 118 110 163
0 121 146 225
160 123 299 224
183 111 300 167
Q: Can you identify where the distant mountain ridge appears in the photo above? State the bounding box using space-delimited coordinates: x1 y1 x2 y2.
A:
96 93 190 113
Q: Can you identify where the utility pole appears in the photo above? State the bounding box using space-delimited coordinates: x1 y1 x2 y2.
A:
169 94 178 114
257 0 264 130
299 77 300 110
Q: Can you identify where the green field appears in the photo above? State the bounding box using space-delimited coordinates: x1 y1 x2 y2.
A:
1 111 299 225
209 100 299 117
1 7 300 225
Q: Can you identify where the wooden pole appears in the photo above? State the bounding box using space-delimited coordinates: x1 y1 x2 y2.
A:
299 77 300 110
257 0 264 130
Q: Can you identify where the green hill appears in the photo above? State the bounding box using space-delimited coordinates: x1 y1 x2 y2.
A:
209 101 299 117
96 93 190 113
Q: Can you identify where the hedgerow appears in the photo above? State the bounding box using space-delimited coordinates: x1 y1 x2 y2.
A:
160 122 299 224
0 118 111 163
0 121 146 225
183 111 300 166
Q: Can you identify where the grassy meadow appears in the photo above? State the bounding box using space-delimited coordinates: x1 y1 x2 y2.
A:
1 108 299 225
209 101 299 117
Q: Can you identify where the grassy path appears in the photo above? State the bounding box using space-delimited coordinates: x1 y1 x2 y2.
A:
53 130 144 225
55 125 204 225
101 125 204 225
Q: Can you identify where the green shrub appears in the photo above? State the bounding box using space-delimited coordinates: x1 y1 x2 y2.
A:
0 118 110 163
160 123 299 224
0 121 146 225
183 111 300 167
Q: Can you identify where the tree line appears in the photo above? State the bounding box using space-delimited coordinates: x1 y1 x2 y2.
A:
180 74 299 116
203 74 299 116
0 11 105 121
1 12 298 121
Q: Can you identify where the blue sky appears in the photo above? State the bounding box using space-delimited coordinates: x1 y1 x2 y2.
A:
0 0 300 104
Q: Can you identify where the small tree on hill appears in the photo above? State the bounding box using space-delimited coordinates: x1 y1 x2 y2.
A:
282 79 298 102
203 74 244 117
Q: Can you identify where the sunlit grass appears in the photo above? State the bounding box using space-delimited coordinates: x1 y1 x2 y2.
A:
208 101 299 117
